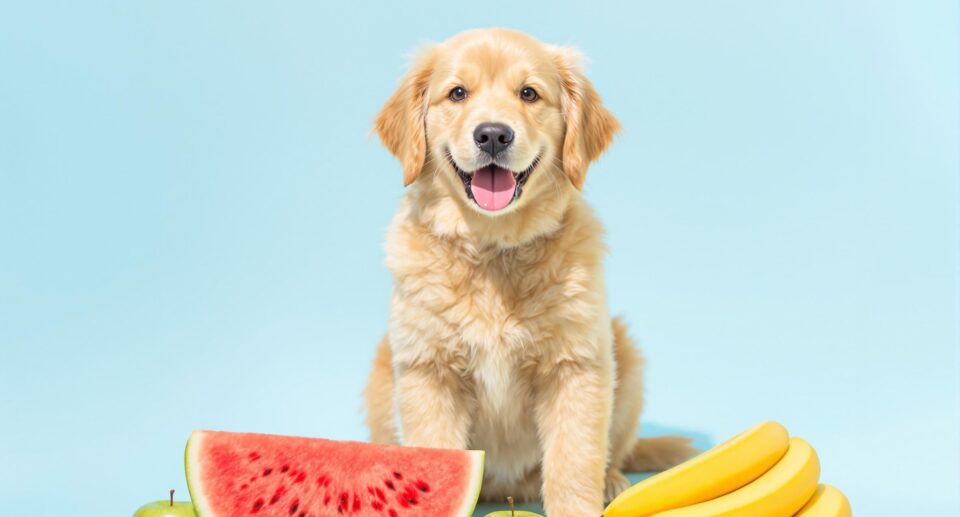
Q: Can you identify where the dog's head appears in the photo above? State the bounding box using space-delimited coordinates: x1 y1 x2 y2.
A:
376 28 619 216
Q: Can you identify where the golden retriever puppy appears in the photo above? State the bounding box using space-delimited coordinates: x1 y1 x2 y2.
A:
364 28 695 516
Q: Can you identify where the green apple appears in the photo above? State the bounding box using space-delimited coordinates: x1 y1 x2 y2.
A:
484 496 544 517
132 490 196 517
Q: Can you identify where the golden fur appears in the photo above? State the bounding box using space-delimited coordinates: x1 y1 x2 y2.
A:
364 28 695 516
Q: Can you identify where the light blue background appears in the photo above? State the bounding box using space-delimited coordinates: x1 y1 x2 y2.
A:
2 1 957 515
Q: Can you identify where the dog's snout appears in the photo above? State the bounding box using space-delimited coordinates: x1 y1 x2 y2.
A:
474 122 514 156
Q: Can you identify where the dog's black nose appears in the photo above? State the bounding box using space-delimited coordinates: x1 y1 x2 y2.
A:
474 122 514 157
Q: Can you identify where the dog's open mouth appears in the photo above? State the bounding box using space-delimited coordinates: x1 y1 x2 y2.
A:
446 151 541 211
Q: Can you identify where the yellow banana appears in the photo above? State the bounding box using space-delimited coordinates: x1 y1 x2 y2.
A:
603 421 790 517
796 484 852 517
652 437 820 517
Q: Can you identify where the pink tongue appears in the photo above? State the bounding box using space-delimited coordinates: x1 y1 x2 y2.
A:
470 166 516 211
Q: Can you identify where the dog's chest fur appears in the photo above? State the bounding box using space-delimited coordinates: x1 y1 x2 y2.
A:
415 240 563 483
386 201 607 485
390 226 594 359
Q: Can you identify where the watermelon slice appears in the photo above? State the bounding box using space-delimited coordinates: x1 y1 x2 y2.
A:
184 430 484 517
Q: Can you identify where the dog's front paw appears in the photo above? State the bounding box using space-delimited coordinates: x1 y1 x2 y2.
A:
543 489 605 517
604 467 631 503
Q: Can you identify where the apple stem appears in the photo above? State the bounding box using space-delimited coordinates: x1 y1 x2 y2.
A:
507 496 515 517
170 489 175 507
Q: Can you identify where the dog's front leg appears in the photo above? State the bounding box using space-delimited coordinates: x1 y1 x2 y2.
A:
395 362 473 450
536 359 613 517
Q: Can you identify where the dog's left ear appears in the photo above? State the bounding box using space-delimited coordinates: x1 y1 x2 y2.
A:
553 47 621 190
375 47 437 186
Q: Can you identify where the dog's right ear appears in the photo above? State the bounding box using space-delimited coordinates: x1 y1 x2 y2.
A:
374 47 437 187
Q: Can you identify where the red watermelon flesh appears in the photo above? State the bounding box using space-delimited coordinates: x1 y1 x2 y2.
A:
185 430 484 517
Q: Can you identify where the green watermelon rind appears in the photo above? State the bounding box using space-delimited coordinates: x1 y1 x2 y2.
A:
184 430 212 517
456 448 485 517
184 430 485 517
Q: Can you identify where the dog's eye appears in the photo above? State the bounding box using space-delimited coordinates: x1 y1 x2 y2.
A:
520 86 539 102
448 86 467 102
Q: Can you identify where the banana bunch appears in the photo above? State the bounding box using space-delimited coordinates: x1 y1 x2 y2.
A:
603 421 851 517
